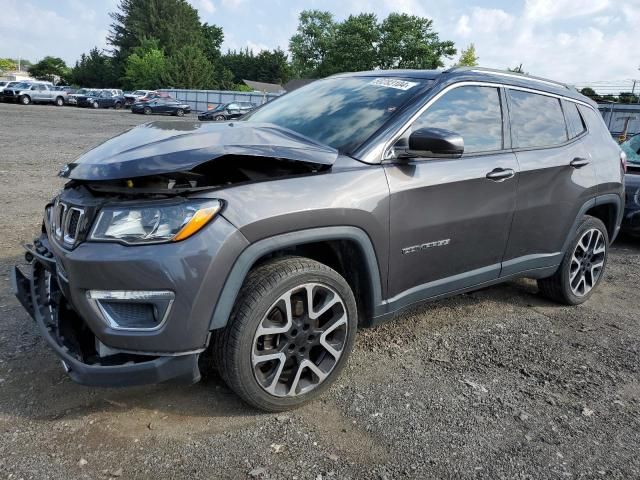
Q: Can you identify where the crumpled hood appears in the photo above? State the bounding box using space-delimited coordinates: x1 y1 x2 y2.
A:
62 121 339 180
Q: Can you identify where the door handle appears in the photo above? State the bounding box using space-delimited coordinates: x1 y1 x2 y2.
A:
570 157 590 168
486 168 515 182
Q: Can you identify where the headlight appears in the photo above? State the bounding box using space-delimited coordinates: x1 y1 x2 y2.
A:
90 199 222 245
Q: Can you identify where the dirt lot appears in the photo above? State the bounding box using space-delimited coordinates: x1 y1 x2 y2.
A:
0 102 639 480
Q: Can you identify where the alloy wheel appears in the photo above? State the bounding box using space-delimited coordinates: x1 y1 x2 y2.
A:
569 228 606 297
251 283 349 397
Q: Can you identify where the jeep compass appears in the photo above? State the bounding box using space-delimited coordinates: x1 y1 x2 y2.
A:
12 68 624 411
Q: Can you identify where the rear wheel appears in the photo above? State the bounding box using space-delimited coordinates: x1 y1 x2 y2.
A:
175 108 184 117
213 257 357 411
54 96 64 106
114 102 122 110
214 114 225 121
538 215 609 305
143 106 152 115
20 95 31 105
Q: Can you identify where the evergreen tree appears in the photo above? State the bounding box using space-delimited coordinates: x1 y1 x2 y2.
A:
455 44 479 67
123 38 167 89
163 45 216 89
70 48 118 87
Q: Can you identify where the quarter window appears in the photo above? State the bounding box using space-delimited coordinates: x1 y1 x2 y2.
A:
564 102 587 139
410 86 503 154
508 90 568 148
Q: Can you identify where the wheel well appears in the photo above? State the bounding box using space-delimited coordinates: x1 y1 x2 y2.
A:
585 203 616 240
252 240 375 326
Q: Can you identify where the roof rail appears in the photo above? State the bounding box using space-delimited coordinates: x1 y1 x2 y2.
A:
446 66 571 90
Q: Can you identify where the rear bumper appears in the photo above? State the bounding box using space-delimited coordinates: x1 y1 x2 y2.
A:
11 261 200 387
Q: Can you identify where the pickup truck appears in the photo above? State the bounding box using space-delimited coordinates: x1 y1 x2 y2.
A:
4 82 68 106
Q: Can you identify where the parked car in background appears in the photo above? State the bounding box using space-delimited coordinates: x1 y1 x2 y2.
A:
12 68 623 412
67 88 97 105
124 89 154 107
2 81 34 102
0 81 8 93
4 82 67 106
88 90 126 109
131 96 190 116
621 134 640 236
198 101 256 121
76 90 103 108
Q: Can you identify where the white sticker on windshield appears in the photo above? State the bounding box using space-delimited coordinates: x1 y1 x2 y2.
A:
369 78 419 90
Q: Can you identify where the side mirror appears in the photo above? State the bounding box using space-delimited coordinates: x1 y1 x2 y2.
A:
399 127 464 159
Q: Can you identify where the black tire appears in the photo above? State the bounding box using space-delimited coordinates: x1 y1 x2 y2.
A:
20 95 31 105
214 114 226 121
537 215 609 305
175 108 184 117
143 106 152 115
114 102 122 110
212 257 358 412
92 101 99 109
55 96 64 107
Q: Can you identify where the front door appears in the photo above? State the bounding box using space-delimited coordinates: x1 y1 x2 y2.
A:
385 85 518 307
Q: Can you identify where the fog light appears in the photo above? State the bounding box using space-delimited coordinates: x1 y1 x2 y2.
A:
86 290 174 331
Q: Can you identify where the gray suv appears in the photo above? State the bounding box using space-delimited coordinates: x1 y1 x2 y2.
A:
12 68 624 411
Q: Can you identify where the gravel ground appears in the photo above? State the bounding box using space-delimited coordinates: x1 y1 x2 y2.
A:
0 103 639 480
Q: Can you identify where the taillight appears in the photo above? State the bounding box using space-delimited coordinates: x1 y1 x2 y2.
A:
621 150 627 173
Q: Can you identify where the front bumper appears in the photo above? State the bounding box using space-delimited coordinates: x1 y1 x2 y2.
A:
12 255 200 387
12 208 248 387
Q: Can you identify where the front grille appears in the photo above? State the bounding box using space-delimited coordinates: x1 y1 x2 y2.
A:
51 199 85 248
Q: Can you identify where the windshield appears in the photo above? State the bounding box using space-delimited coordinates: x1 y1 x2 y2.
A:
14 82 31 89
0 82 6 86
244 76 427 152
622 135 640 165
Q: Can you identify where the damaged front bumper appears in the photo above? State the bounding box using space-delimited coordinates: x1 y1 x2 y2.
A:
11 240 201 387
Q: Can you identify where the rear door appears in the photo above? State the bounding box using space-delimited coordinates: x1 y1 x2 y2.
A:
501 89 596 275
385 85 519 303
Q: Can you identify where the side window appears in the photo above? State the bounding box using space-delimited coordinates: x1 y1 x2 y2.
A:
508 90 568 148
564 102 587 139
228 103 239 110
578 105 611 142
410 86 503 154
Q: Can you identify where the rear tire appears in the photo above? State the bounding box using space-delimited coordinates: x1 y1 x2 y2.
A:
114 102 122 110
143 106 152 115
212 257 357 412
537 215 609 305
175 108 184 117
214 114 225 121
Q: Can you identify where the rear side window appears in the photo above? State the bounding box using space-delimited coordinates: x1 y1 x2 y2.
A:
411 86 503 154
564 102 587 138
508 90 568 148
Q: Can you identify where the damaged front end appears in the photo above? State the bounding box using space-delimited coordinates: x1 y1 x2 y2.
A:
12 120 336 387
12 239 201 387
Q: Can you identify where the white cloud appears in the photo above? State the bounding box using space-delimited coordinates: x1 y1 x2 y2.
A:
190 0 216 14
221 0 246 8
524 0 610 21
456 8 514 36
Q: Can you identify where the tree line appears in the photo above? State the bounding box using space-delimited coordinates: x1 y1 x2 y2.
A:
0 0 471 90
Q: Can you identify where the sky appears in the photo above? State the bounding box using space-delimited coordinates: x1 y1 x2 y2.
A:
1 0 639 85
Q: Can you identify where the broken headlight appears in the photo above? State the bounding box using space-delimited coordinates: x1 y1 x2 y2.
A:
90 199 222 245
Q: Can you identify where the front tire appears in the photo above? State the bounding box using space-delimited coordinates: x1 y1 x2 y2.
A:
20 95 31 105
55 96 64 106
214 114 225 121
92 101 99 109
143 106 152 115
538 215 609 305
114 102 122 110
175 108 184 117
213 257 357 412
